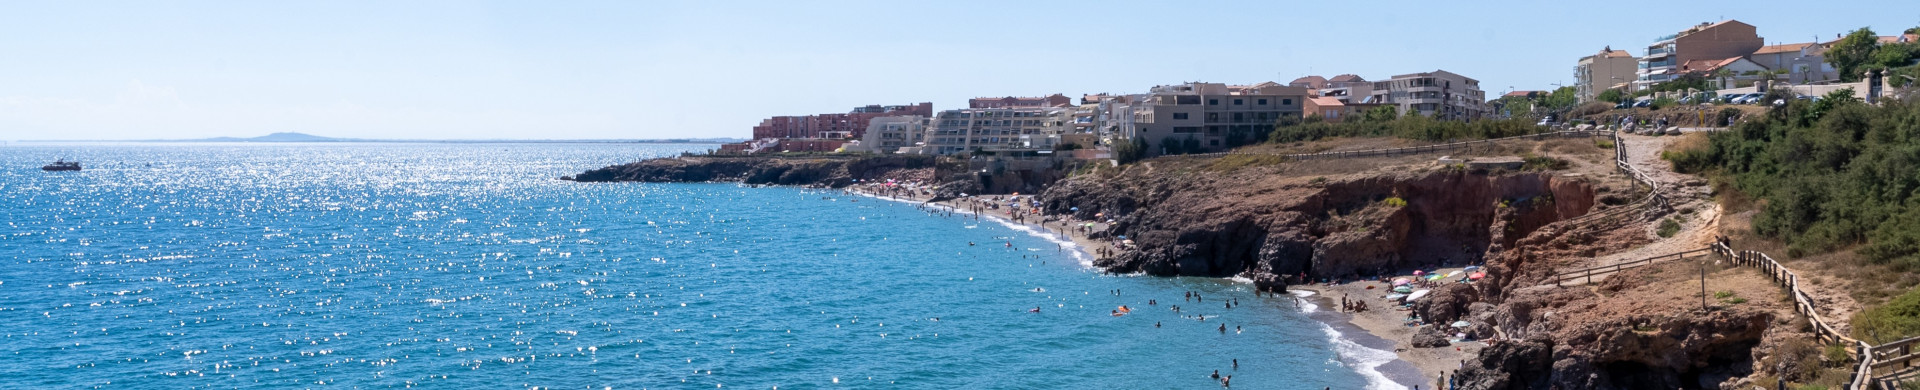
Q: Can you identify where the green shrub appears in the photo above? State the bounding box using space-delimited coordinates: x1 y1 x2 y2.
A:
1595 139 1615 149
1383 197 1407 207
1658 218 1682 238
1714 290 1736 299
1269 115 1548 144
1854 287 1920 343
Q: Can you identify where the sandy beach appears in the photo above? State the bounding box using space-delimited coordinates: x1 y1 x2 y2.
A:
844 183 1458 388
1295 273 1486 384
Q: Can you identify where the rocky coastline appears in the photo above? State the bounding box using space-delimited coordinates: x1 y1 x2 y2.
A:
576 141 1811 389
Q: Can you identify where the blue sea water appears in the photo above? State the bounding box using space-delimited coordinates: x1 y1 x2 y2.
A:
0 143 1401 389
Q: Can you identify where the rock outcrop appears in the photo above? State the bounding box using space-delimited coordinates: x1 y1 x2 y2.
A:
570 155 939 187
1039 167 1596 284
1412 325 1453 348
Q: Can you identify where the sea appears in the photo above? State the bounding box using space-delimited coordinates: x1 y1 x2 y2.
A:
0 142 1410 389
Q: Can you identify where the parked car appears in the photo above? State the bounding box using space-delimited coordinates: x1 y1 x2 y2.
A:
1718 93 1743 104
1735 93 1765 104
1633 99 1653 108
1615 101 1633 109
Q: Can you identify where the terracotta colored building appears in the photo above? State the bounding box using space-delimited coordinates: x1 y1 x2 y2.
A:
751 103 932 140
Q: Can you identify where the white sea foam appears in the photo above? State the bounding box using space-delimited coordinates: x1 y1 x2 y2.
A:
1292 290 1407 390
852 191 1095 267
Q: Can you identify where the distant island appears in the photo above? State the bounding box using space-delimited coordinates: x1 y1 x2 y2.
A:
21 132 744 144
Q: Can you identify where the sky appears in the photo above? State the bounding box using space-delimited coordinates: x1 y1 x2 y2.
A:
1 1 1916 141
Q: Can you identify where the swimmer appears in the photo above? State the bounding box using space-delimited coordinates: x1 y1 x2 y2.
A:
1210 370 1220 379
1155 322 1161 328
1218 324 1226 333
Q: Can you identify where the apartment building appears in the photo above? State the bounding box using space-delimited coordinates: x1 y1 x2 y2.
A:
1747 42 1837 83
968 94 1072 109
750 103 933 140
922 107 1074 155
855 116 928 154
1321 74 1373 104
1108 82 1308 155
1366 70 1488 120
1575 47 1638 102
1636 20 1764 89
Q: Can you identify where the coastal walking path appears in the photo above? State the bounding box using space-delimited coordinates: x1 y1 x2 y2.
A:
1552 132 1722 286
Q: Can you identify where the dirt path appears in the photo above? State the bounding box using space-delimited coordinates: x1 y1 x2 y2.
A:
1557 133 1721 284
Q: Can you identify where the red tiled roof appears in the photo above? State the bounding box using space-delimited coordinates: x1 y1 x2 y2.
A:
1329 74 1365 82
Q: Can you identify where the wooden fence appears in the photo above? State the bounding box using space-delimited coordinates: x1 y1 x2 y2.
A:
1711 243 1878 389
1549 248 1713 287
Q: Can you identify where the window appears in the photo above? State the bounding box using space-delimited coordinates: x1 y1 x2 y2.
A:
1176 95 1201 105
1206 113 1217 122
1172 113 1189 120
1282 99 1293 105
1232 113 1243 122
1208 99 1219 105
1258 99 1268 105
1233 99 1243 105
1210 139 1220 146
1172 126 1202 134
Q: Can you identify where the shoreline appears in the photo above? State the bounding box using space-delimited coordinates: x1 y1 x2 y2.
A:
1294 279 1485 386
842 183 1435 390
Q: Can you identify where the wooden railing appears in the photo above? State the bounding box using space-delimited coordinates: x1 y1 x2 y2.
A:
1711 243 1878 390
1550 247 1713 287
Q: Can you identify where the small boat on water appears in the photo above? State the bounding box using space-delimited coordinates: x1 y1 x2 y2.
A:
42 159 81 171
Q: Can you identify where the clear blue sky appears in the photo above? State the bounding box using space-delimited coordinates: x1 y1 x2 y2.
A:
2 1 1915 140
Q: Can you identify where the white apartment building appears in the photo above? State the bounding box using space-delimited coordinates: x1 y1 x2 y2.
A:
855 115 928 154
922 107 1073 155
1367 70 1488 121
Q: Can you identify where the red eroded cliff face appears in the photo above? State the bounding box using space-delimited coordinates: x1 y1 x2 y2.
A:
1037 166 1596 287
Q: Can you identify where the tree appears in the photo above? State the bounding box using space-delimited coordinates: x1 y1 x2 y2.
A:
1160 136 1182 155
1539 86 1579 111
1828 28 1880 82
1112 137 1145 163
1595 89 1626 104
1181 137 1202 154
1360 106 1399 122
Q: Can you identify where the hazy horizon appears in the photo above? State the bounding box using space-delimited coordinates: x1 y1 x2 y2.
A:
3 1 1916 141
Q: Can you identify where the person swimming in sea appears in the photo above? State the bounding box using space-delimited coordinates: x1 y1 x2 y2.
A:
968 242 975 246
1218 323 1226 333
1210 370 1220 380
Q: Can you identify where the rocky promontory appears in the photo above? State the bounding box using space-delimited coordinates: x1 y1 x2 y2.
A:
569 155 941 187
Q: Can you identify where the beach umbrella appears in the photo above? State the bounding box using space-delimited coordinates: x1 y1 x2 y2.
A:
1384 293 1408 300
1446 271 1463 278
1412 270 1425 276
1426 274 1445 281
1392 286 1412 294
1463 266 1480 271
1391 278 1410 286
1468 272 1486 280
1406 289 1431 301
1451 321 1472 328
1071 207 1079 211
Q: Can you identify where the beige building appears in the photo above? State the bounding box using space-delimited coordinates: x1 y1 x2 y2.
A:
923 107 1073 155
1366 70 1488 120
1636 20 1764 89
855 115 928 154
1108 82 1307 155
1575 47 1638 102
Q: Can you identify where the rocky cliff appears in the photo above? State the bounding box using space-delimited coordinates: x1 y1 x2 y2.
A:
1037 165 1595 288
